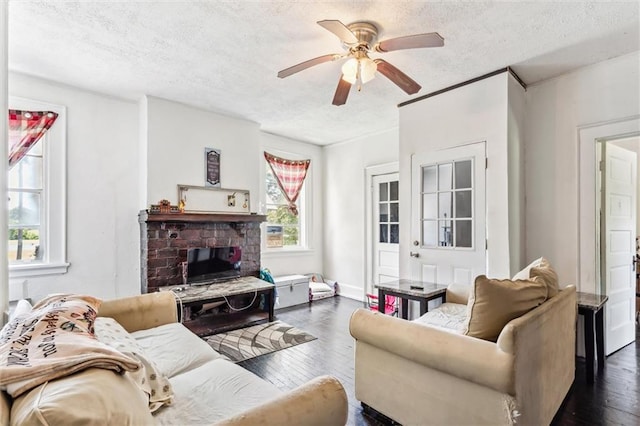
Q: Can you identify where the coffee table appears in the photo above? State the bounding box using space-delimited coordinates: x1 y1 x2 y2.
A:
374 280 448 319
158 276 275 336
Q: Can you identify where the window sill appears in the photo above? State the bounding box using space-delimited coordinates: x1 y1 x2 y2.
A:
262 248 315 258
9 262 70 278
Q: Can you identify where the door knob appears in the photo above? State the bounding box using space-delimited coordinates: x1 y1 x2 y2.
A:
410 252 420 258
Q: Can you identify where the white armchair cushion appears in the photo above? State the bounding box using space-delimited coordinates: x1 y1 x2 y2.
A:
413 303 467 334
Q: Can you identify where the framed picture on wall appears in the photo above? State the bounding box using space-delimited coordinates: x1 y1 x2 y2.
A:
205 148 221 187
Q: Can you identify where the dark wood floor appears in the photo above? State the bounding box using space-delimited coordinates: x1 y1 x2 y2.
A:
238 296 640 425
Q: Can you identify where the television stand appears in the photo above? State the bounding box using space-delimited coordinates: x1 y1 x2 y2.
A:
157 276 275 336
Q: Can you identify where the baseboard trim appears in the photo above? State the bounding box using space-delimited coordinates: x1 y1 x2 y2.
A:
337 283 364 302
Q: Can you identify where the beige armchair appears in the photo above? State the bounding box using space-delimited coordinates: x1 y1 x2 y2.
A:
349 285 576 425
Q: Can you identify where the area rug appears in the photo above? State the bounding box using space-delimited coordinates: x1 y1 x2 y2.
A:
203 321 317 363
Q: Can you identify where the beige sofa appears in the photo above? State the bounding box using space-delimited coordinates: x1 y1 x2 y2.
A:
350 285 577 426
1 292 348 425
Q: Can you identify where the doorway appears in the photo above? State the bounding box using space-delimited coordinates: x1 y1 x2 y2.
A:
596 135 639 355
577 116 640 355
365 163 399 296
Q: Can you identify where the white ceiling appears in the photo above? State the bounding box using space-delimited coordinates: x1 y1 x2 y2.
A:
8 1 640 146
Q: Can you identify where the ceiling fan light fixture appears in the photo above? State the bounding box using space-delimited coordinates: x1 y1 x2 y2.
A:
341 56 377 85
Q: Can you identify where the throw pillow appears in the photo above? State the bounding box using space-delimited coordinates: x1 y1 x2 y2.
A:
530 257 560 298
512 257 544 281
9 299 33 321
464 275 548 341
94 317 173 412
306 273 324 283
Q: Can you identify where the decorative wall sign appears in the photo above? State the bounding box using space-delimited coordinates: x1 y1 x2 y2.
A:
205 148 221 187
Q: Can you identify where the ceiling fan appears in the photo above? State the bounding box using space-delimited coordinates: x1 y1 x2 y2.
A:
277 20 444 106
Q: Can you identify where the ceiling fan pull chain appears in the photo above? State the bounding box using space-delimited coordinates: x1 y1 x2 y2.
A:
356 60 363 92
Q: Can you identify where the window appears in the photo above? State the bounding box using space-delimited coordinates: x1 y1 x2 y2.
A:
421 159 474 248
8 136 44 263
8 97 68 277
265 163 305 248
378 180 399 244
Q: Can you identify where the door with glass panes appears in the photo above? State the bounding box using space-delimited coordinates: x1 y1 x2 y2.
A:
373 173 400 285
411 142 486 285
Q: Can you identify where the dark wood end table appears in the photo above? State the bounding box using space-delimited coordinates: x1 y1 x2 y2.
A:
374 280 448 319
577 291 608 384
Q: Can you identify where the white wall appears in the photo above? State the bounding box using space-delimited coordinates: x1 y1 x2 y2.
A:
260 132 324 277
507 74 527 274
398 72 516 280
145 96 261 210
8 73 140 302
1 1 8 320
323 129 399 300
525 51 640 289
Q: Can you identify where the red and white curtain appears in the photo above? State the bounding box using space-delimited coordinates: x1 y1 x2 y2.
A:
8 110 58 169
264 152 311 216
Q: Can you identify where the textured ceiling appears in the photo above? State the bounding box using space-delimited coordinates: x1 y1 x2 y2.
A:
8 1 640 145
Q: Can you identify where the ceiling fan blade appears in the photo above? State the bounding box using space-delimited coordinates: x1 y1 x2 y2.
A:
277 54 341 78
332 75 351 106
317 20 359 44
375 32 444 52
374 59 421 95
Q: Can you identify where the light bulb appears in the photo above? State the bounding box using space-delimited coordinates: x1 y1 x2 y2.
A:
360 57 377 83
341 57 377 85
341 58 358 84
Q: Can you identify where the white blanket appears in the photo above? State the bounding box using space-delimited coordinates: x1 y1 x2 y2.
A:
0 294 140 397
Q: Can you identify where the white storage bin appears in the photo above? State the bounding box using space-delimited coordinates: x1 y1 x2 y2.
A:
274 274 309 309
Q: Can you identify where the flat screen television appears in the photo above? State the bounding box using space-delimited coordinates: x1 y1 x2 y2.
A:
187 246 241 284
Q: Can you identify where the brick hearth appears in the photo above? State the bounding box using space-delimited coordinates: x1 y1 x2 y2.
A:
138 211 266 293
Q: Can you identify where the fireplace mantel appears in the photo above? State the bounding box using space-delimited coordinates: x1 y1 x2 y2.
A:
139 211 267 224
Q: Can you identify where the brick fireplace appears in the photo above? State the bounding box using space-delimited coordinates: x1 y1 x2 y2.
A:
138 211 266 293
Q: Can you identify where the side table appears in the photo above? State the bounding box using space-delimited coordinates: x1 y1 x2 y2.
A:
577 291 608 384
374 280 448 319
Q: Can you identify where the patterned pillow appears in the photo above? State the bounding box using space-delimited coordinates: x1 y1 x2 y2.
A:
94 317 173 412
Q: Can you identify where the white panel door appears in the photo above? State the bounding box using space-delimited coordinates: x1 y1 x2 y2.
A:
373 173 400 285
411 142 486 286
603 143 636 355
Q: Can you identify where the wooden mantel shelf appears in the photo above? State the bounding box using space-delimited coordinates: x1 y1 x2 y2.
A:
138 210 267 224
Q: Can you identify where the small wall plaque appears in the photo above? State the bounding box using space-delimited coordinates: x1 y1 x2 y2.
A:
205 148 221 187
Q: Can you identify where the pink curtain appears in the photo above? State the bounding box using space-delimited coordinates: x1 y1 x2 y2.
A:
264 152 311 216
8 110 58 169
